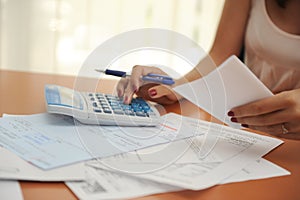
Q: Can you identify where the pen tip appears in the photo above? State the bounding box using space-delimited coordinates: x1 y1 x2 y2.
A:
95 69 105 73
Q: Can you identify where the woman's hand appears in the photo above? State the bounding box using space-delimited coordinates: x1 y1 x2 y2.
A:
228 88 300 140
116 65 182 105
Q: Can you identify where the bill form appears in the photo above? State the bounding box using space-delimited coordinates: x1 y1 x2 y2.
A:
0 146 84 181
66 166 180 200
88 121 284 190
0 113 201 170
67 158 289 200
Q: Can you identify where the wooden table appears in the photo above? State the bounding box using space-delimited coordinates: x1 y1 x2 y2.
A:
1 70 300 200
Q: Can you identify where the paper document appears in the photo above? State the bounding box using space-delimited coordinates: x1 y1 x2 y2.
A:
77 158 288 200
174 55 273 128
0 113 200 170
0 146 84 181
66 166 180 200
0 114 91 170
220 159 290 184
69 158 289 200
89 120 283 190
0 181 23 200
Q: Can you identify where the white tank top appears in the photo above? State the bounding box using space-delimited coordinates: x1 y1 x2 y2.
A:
245 0 300 93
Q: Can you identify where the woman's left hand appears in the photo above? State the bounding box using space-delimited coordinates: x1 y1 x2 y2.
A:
228 88 300 140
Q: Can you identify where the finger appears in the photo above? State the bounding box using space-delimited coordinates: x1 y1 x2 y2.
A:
148 85 171 98
247 124 283 137
148 85 178 101
230 92 291 117
131 65 167 90
279 133 300 140
122 65 169 104
277 122 300 140
123 91 134 104
247 122 300 140
247 122 300 136
280 121 300 134
135 83 159 100
233 109 291 126
116 78 129 97
123 82 136 104
130 65 145 92
122 66 147 104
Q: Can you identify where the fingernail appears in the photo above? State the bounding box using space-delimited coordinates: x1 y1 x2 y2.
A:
241 124 249 128
231 117 238 123
149 89 157 97
133 86 138 93
227 111 235 116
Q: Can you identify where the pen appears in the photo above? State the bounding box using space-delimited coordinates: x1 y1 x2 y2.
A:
95 69 175 85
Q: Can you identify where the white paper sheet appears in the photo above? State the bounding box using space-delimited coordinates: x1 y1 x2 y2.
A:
174 55 273 129
88 134 289 181
88 120 284 190
220 158 290 184
0 181 23 200
76 158 288 200
0 147 84 181
0 113 200 170
66 166 180 200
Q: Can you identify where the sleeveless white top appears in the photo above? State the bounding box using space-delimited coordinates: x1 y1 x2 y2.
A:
245 0 300 93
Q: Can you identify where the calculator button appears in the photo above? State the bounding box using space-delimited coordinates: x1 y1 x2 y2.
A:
142 105 150 111
135 111 147 117
103 108 112 113
101 106 110 110
105 94 115 98
90 97 95 101
88 93 93 96
109 102 119 106
111 106 122 110
92 102 98 107
100 103 109 107
133 107 143 112
113 110 124 115
121 105 131 109
124 110 135 116
93 109 102 113
144 108 150 112
97 96 105 100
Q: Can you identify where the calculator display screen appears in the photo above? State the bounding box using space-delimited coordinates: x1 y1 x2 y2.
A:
45 85 84 110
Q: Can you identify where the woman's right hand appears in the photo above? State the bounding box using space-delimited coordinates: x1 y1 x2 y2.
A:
116 65 182 105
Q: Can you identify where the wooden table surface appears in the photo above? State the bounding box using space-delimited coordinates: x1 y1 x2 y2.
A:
1 70 300 200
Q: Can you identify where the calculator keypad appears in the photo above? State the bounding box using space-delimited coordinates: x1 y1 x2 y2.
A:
88 93 154 117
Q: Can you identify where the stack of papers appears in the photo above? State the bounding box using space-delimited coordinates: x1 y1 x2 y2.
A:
0 112 290 200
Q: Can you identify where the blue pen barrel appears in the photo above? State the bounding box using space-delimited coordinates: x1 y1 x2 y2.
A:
105 69 127 77
142 74 175 85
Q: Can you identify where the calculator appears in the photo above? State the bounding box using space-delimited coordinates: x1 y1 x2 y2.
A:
44 84 160 126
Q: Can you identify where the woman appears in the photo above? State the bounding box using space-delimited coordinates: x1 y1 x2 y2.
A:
117 0 300 140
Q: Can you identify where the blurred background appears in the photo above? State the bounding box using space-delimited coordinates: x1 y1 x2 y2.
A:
0 0 224 76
